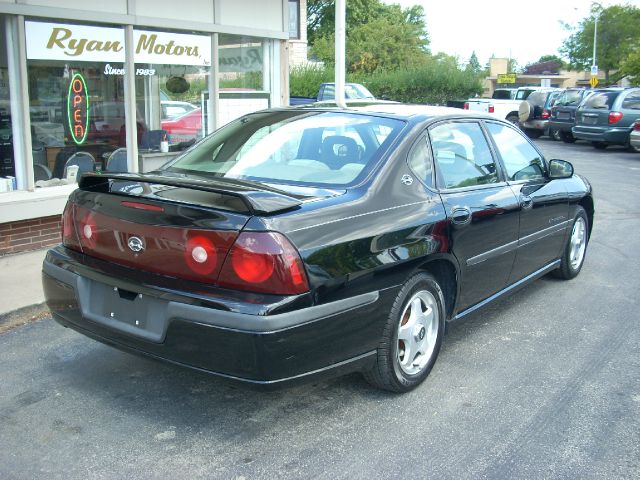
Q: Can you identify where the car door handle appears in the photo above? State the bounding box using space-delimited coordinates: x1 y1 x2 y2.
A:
520 194 533 210
450 207 472 225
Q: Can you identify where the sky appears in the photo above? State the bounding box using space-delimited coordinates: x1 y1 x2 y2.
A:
381 0 640 67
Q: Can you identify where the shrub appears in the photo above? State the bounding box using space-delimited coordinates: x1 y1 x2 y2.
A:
289 63 483 103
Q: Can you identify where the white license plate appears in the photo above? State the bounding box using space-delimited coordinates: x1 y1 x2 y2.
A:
583 116 598 125
558 112 570 120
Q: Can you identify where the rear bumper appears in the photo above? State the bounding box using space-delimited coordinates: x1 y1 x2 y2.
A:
521 119 549 131
43 247 392 387
548 119 574 133
572 125 629 144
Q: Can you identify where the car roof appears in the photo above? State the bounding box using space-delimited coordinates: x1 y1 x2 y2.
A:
292 101 483 121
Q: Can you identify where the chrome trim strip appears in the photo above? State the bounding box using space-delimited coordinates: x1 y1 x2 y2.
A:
518 220 570 248
465 220 570 267
466 240 518 267
453 260 561 321
288 200 434 233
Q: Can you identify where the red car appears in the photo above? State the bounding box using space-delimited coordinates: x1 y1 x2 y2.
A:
161 108 203 144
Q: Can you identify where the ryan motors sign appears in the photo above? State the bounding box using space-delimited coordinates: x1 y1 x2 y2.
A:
25 22 264 72
25 21 211 66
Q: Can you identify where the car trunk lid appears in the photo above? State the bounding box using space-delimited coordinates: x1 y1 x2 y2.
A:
63 172 311 288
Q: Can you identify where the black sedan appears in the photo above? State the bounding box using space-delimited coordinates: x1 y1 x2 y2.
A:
42 104 594 392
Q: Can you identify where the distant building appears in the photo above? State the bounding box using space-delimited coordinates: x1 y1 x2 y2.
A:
287 0 311 67
483 58 630 97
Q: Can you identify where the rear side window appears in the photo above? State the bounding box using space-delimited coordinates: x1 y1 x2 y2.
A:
407 137 433 188
515 89 535 100
486 123 545 182
621 91 640 110
583 91 620 110
429 122 498 189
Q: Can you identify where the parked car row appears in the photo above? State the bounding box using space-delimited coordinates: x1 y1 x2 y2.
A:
516 86 640 152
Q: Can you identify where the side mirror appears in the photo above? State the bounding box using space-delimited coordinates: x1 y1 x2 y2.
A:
548 159 574 179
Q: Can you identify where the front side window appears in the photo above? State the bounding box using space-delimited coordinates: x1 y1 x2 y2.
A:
429 122 498 189
486 122 545 182
167 111 405 186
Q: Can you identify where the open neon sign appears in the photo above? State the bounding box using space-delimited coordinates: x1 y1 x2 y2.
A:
67 73 89 145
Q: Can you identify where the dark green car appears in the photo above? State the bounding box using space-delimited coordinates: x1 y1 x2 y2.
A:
572 87 640 150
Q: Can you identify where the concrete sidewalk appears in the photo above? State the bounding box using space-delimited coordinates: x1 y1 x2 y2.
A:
0 248 48 316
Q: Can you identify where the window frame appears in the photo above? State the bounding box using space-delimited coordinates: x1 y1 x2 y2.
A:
427 119 507 193
288 0 301 40
482 119 549 186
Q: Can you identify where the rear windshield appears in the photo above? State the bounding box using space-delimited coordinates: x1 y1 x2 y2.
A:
555 89 585 107
583 91 620 110
527 91 547 107
492 89 514 100
166 111 405 187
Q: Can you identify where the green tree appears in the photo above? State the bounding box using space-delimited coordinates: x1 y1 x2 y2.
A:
560 4 640 80
307 0 430 71
536 54 566 68
619 49 640 84
465 51 482 75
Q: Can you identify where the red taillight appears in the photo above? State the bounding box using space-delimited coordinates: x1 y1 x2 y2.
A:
79 211 98 249
609 111 623 124
463 102 469 110
488 104 495 113
218 232 309 295
541 109 551 119
634 122 640 131
61 204 74 242
184 234 218 276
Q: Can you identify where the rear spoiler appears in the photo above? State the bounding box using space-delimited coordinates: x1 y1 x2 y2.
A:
79 172 303 215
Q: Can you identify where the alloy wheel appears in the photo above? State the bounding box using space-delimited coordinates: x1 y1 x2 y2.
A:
397 290 439 375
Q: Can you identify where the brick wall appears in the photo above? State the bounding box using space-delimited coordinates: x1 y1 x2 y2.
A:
0 215 61 256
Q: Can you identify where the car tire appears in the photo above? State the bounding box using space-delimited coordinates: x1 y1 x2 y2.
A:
363 272 445 393
506 113 520 126
553 206 589 280
592 141 608 150
561 131 577 143
525 129 543 139
626 138 640 153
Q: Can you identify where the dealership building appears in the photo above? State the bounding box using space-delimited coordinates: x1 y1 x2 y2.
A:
0 0 303 254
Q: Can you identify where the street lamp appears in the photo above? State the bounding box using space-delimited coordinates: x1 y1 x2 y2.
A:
591 2 603 73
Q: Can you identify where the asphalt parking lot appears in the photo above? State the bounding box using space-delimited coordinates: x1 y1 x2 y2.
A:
1 138 639 480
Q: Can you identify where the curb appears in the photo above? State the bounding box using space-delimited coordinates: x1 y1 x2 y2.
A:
0 303 50 334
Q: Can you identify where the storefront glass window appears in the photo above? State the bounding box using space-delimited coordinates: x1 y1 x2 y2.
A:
135 29 211 161
219 35 270 127
0 16 17 192
25 20 126 185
